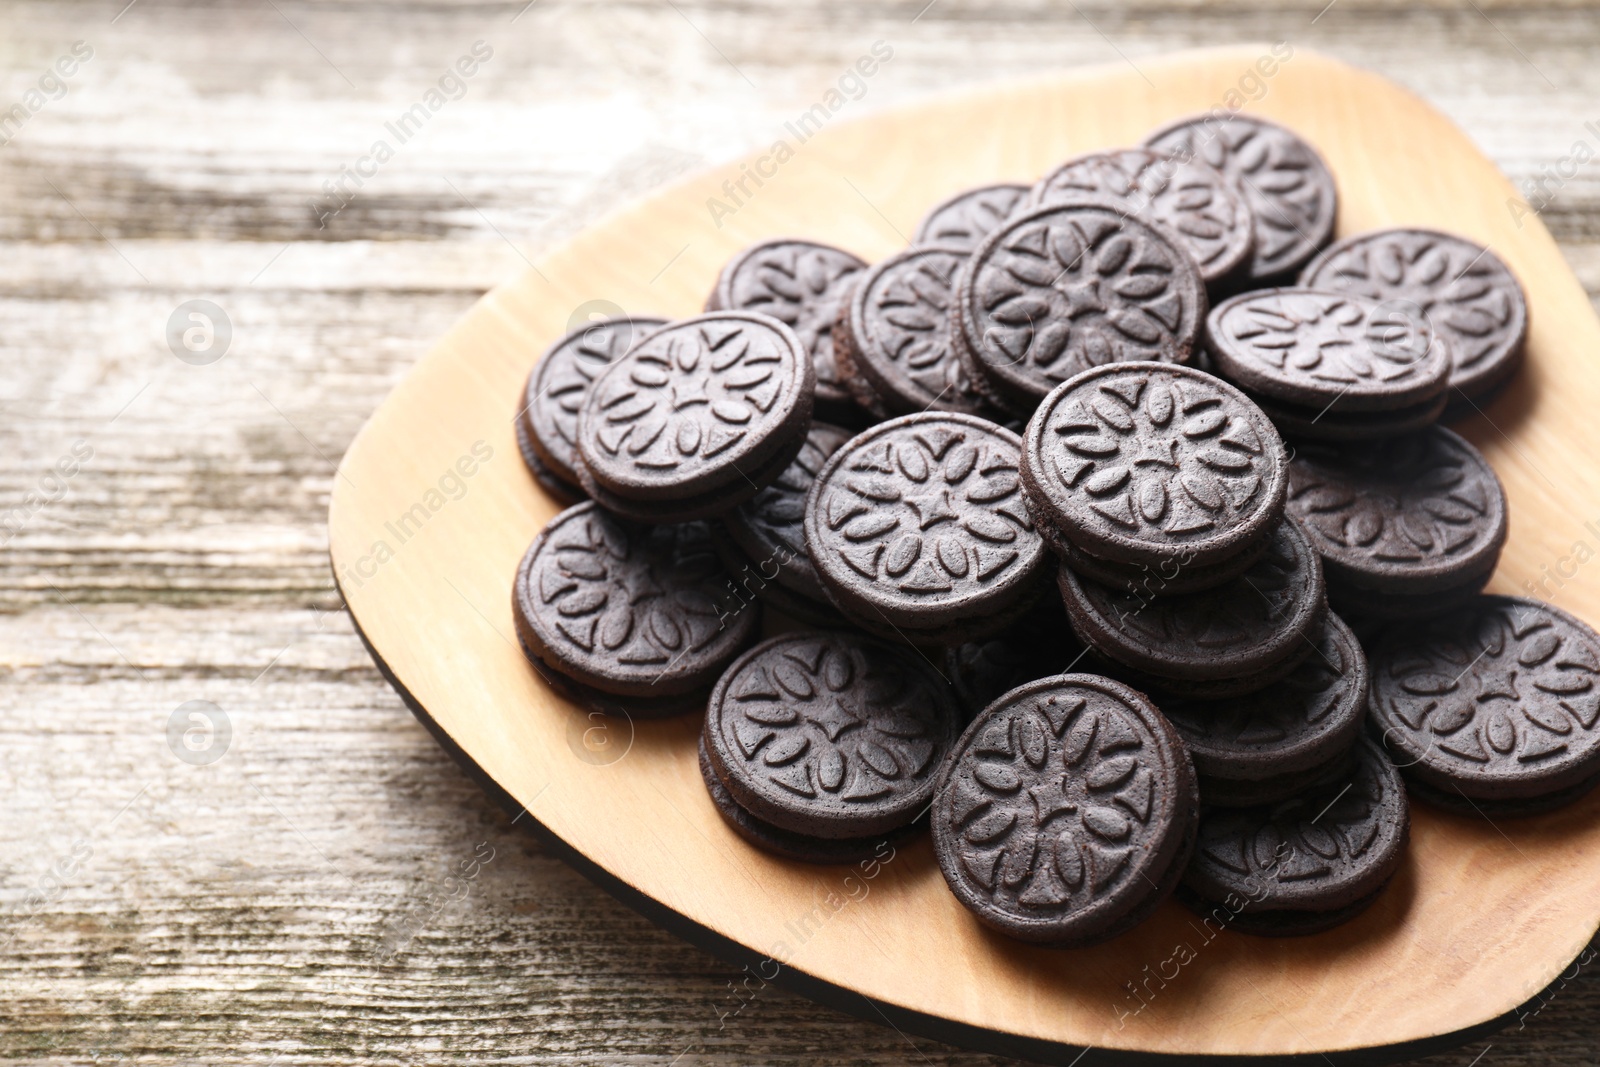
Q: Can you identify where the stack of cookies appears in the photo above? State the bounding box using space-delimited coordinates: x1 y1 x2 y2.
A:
505 109 1600 950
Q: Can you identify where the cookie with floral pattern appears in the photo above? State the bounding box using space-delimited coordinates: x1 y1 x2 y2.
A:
1367 596 1600 813
932 674 1197 946
512 502 760 716
1285 427 1507 596
703 631 962 839
1021 361 1288 571
954 202 1208 414
805 411 1049 645
1179 736 1408 936
1299 228 1528 405
575 311 815 522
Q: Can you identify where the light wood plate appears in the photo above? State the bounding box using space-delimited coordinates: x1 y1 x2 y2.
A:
328 45 1600 1064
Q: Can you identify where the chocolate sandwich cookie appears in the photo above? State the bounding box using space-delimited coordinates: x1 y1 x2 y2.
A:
575 312 814 523
834 246 996 418
1027 148 1254 291
1179 736 1409 937
518 315 669 500
1285 428 1507 603
1059 517 1327 693
1206 289 1451 416
703 631 962 839
912 183 1029 251
954 202 1208 416
1158 613 1369 806
805 411 1048 645
706 239 868 425
1144 114 1337 285
944 592 1085 720
716 421 856 626
932 674 1198 947
512 502 760 717
1021 362 1288 575
1299 228 1528 407
698 735 920 864
1367 596 1600 815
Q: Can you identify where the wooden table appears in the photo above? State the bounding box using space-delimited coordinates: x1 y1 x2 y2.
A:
5 2 1599 1063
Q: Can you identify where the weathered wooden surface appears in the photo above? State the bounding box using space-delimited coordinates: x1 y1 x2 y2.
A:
4 2 1600 1063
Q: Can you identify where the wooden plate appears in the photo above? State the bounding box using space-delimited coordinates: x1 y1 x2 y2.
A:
328 45 1600 1064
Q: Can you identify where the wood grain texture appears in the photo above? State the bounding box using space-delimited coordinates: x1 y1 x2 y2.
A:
7 2 1600 1064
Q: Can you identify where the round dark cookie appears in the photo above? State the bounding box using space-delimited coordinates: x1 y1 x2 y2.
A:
1179 737 1409 936
724 421 855 602
1206 289 1450 413
1144 114 1337 285
703 631 962 839
512 502 760 700
1057 521 1272 597
520 315 669 487
932 674 1198 947
1021 361 1288 569
516 629 710 719
708 523 844 628
1250 389 1448 442
515 407 586 505
576 311 814 518
1299 228 1528 404
705 239 868 422
953 201 1209 414
944 593 1086 720
836 245 996 417
1286 427 1507 596
912 183 1029 251
698 735 921 864
1366 596 1600 804
805 411 1048 643
1058 516 1327 684
1158 612 1368 783
1027 148 1254 289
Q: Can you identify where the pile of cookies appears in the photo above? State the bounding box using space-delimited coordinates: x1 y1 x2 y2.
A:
510 111 1600 947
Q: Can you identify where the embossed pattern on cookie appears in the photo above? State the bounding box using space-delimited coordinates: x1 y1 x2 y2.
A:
955 202 1208 411
912 183 1029 251
1286 427 1507 595
703 632 961 838
1206 289 1450 412
707 239 867 412
1299 228 1528 402
512 502 760 697
805 412 1047 633
1022 362 1287 568
1144 114 1338 284
932 674 1197 946
577 311 814 502
1028 148 1253 287
1368 596 1600 803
